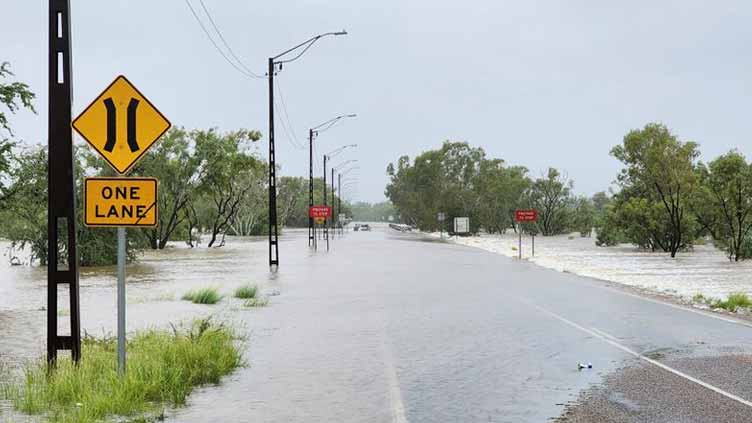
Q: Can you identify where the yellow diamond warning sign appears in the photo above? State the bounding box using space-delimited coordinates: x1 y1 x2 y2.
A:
72 75 170 174
84 177 158 227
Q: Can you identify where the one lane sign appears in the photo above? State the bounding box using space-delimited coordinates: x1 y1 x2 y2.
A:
84 177 158 227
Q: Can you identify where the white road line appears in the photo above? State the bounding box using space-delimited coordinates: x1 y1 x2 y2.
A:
589 326 619 342
382 341 408 423
527 301 752 409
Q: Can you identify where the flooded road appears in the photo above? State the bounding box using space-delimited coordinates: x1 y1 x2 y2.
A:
3 226 752 422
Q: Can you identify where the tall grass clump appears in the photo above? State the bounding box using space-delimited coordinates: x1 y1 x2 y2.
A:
1 318 243 423
182 287 222 304
233 284 258 299
712 292 752 312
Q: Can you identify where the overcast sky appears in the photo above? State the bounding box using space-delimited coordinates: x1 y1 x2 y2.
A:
4 1 752 202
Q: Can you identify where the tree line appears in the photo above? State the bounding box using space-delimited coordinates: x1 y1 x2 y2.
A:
386 123 752 261
0 62 348 266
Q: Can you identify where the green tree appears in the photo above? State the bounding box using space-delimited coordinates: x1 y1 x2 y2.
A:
611 123 699 257
694 151 752 261
0 62 35 204
474 159 530 233
193 128 263 247
526 168 573 236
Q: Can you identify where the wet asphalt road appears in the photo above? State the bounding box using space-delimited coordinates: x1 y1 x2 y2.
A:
164 226 752 422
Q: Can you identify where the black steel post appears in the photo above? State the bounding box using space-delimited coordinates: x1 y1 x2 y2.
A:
48 0 81 365
331 167 335 239
308 129 314 246
338 173 342 235
268 58 279 266
323 154 328 249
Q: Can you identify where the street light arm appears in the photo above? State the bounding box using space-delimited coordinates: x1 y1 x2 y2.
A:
325 143 357 158
312 113 357 134
273 30 347 64
334 159 358 169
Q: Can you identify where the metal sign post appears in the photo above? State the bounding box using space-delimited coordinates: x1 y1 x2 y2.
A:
437 212 446 239
116 227 126 374
514 209 538 260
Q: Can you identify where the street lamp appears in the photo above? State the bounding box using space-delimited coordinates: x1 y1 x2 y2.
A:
308 114 356 246
267 30 347 266
323 144 356 245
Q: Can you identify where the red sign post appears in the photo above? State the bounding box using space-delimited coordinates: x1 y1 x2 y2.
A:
514 209 538 258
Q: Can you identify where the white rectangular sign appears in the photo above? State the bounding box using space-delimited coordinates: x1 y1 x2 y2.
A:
454 217 469 233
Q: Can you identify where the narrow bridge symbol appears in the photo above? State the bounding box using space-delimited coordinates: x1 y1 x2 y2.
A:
102 97 140 153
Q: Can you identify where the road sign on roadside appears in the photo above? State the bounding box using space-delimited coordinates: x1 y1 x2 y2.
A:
309 205 332 218
454 217 470 233
437 212 446 221
314 217 326 224
515 209 538 222
72 75 171 174
84 177 158 227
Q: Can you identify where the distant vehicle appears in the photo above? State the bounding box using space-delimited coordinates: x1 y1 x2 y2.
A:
359 224 371 231
354 224 361 231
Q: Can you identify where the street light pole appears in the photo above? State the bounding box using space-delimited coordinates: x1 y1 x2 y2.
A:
308 114 355 247
267 57 279 266
308 128 314 246
266 30 347 266
338 173 342 235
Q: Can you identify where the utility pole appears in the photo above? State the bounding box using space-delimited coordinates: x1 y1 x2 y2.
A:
308 129 314 246
338 173 342 235
331 167 335 239
267 58 279 267
266 31 347 262
48 0 81 364
323 154 329 250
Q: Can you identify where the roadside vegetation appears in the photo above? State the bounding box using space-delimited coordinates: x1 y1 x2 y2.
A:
0 318 243 423
692 292 752 312
386 123 752 261
182 287 223 304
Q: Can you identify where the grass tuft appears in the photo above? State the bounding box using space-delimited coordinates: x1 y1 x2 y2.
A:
233 284 258 300
712 292 752 312
181 287 222 304
243 297 269 308
1 318 242 423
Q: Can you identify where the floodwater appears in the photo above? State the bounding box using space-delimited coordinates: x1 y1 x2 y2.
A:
447 233 752 300
1 226 600 422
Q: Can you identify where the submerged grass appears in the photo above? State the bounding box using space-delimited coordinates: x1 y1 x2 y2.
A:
1 318 243 423
181 287 222 304
233 284 258 300
243 297 269 308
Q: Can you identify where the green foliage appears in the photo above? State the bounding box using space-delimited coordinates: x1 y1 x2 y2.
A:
182 287 223 304
692 151 752 261
609 123 699 257
691 292 752 311
233 284 257 299
475 159 530 234
349 201 397 222
0 61 35 136
526 168 575 236
1 319 242 423
0 146 136 266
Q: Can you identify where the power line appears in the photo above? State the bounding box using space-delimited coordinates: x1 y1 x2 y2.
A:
198 0 264 79
275 79 305 149
183 0 261 80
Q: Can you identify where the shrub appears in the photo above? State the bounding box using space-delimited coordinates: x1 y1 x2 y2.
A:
2 318 243 423
182 287 222 304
